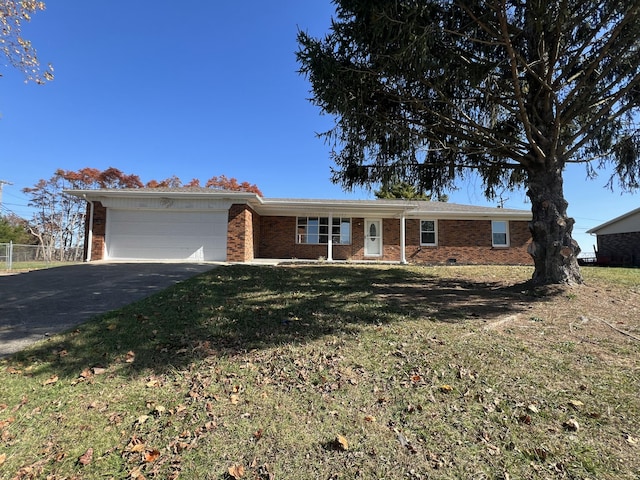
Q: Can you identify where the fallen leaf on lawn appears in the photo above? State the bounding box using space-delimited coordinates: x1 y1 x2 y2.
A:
43 375 58 386
568 399 584 409
154 405 166 416
439 384 453 393
228 464 245 479
0 417 15 429
79 368 93 379
335 434 349 451
145 449 160 463
77 448 93 466
626 434 638 446
230 394 240 405
125 351 136 363
6 366 21 374
253 429 263 441
527 404 539 414
0 453 6 465
364 415 376 422
136 415 150 426
519 414 532 425
146 378 161 388
12 396 28 412
92 367 107 375
562 418 580 432
487 443 501 455
130 443 146 453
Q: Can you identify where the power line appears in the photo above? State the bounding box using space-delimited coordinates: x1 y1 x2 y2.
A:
0 180 14 213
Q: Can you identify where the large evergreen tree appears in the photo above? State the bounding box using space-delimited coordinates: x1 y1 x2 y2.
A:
297 0 640 285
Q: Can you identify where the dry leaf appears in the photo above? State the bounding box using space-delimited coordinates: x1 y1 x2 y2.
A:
568 399 584 409
562 418 580 432
136 415 150 426
125 351 136 363
335 434 349 451
228 464 245 479
43 375 58 386
92 367 107 375
527 404 539 414
0 453 6 465
145 449 160 463
253 429 263 441
625 434 638 446
130 443 146 453
519 414 532 425
230 394 240 405
439 384 453 393
0 417 15 429
364 415 376 422
77 448 93 466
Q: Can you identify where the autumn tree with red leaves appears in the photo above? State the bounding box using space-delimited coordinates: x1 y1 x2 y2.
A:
205 175 263 196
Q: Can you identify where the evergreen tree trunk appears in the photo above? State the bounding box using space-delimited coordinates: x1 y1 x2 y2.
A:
526 165 583 285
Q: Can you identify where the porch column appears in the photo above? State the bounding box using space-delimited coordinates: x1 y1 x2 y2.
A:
400 214 407 264
327 214 333 261
85 196 94 262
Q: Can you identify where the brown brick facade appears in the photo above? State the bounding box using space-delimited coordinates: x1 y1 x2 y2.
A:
227 204 260 262
256 215 532 265
596 232 640 267
84 201 107 261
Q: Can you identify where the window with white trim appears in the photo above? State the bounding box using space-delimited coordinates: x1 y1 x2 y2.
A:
420 220 437 245
491 220 509 247
297 217 351 244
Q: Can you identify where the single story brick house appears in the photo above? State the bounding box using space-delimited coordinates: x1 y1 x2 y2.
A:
586 207 640 267
67 188 533 265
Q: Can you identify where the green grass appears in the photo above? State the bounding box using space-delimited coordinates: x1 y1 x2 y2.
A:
1 264 638 479
2 261 80 272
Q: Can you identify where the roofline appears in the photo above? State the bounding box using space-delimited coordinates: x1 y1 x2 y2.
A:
65 188 264 205
586 206 640 234
64 189 531 220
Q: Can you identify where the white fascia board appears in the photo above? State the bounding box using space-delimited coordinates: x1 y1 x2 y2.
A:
64 189 263 207
586 206 640 234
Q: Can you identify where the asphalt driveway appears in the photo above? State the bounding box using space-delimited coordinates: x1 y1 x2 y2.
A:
0 262 216 357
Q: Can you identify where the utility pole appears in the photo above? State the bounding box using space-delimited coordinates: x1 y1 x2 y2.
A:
0 180 14 214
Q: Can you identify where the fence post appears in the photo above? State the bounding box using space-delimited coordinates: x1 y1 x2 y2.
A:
8 241 13 271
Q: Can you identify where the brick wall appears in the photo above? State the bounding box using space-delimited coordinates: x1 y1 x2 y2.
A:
84 201 106 261
257 215 533 265
227 204 260 262
596 232 640 266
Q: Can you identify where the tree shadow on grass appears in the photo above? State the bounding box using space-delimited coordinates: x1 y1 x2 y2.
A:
5 264 561 380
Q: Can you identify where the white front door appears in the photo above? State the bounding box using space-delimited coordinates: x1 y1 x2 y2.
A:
364 219 382 257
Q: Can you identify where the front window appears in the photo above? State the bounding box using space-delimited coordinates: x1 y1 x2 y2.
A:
492 221 508 247
420 220 437 245
297 217 351 244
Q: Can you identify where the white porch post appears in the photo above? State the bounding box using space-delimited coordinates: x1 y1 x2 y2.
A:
400 214 407 264
327 214 333 261
85 196 94 262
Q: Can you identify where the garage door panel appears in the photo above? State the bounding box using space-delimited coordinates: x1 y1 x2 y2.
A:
107 210 228 261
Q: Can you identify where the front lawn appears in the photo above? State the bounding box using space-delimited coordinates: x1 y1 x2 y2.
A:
1 265 638 479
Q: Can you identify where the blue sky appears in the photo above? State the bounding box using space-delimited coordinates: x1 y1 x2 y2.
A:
0 1 637 255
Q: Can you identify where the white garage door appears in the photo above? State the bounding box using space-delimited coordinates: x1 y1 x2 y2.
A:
106 209 228 261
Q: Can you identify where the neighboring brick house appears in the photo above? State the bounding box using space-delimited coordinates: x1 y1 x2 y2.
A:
587 207 640 267
67 188 533 265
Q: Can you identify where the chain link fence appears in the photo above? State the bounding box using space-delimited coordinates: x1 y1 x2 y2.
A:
1 242 83 271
